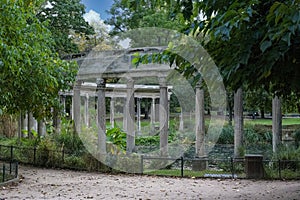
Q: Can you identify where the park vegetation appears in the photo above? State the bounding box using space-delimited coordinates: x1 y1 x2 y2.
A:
0 0 300 178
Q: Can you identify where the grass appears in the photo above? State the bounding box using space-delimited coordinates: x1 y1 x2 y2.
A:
108 115 300 130
245 118 300 126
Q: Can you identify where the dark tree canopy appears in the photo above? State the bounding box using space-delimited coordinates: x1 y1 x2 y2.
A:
106 0 186 47
0 0 78 119
117 0 300 97
182 0 300 95
37 0 94 56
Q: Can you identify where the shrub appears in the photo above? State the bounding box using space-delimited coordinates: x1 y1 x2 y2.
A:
52 118 85 156
64 155 85 169
106 127 127 151
217 125 234 144
294 129 300 148
36 137 61 167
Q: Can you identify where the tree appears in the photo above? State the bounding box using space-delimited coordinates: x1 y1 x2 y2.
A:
168 0 300 154
74 10 119 51
106 0 186 47
0 0 77 120
37 0 94 56
179 0 300 95
244 87 272 119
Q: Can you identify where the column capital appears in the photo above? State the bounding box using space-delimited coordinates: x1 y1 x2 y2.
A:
74 80 82 89
96 78 106 89
158 76 167 87
126 77 134 88
196 78 204 89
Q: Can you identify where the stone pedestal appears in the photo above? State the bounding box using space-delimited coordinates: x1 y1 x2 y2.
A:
245 154 264 179
192 156 208 171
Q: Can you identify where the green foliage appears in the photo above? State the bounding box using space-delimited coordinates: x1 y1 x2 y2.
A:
106 0 185 47
123 0 300 97
294 129 300 148
136 135 160 146
36 137 60 167
196 0 300 95
106 127 127 151
0 0 78 119
37 0 94 55
275 145 300 161
216 125 234 144
52 118 84 156
64 155 85 169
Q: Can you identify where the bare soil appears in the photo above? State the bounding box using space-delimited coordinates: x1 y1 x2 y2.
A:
0 165 299 199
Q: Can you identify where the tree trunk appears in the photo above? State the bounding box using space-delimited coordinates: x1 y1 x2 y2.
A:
260 108 265 119
234 88 244 158
228 103 233 126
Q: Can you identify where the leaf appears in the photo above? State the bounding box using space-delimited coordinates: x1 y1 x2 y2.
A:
282 33 291 46
292 10 300 23
260 40 272 52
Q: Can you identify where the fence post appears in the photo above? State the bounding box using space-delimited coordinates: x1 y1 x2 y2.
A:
2 165 5 182
10 145 13 161
140 155 144 174
9 162 12 174
15 162 18 178
181 157 184 177
231 157 234 178
33 146 37 165
62 146 65 165
278 159 281 179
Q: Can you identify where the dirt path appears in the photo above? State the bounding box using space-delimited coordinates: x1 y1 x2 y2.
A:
0 165 299 199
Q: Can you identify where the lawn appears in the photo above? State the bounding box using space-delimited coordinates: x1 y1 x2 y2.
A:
245 117 300 126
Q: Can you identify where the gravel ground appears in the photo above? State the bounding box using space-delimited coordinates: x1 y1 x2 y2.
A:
0 165 300 200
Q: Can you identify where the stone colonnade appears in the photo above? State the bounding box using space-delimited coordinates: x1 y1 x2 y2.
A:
18 112 46 138
69 77 174 155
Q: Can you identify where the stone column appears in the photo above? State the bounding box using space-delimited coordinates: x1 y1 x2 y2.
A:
27 112 34 138
110 97 115 128
18 113 22 139
126 78 135 153
22 113 27 138
272 95 282 153
179 108 184 132
123 97 127 131
155 99 159 122
137 98 141 135
38 120 46 137
168 93 171 129
195 83 205 157
234 88 244 158
73 80 82 134
53 95 62 134
159 77 168 156
71 95 74 120
84 94 89 127
96 78 106 155
61 95 66 115
151 98 156 125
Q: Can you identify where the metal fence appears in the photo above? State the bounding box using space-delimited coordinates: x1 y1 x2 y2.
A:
0 161 18 183
0 144 299 179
